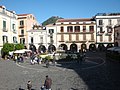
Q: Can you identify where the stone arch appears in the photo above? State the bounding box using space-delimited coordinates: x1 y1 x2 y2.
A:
29 44 36 52
59 44 68 51
81 44 87 50
70 43 78 52
89 44 96 51
106 43 113 49
48 44 56 53
38 45 46 53
98 43 105 51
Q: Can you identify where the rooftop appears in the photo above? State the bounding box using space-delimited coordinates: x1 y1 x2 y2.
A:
95 13 120 16
57 18 94 22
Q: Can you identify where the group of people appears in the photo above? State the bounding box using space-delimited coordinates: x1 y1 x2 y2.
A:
14 54 24 63
30 54 42 65
27 75 52 90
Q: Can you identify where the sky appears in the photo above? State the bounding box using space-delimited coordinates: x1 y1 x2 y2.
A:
0 0 120 23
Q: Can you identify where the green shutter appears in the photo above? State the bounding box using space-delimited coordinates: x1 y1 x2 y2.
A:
3 21 6 28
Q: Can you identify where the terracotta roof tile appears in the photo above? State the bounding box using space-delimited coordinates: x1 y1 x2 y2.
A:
17 14 30 16
57 18 94 22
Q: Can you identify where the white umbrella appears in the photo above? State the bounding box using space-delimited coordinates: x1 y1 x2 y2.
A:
14 50 25 54
21 49 32 52
9 51 14 55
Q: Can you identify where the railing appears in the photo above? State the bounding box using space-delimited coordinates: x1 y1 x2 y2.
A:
13 29 17 33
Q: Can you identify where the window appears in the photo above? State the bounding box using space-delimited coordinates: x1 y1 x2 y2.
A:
49 29 54 33
89 26 94 32
13 36 17 43
91 34 94 40
61 34 64 41
69 34 72 41
31 37 33 43
67 26 73 32
40 36 43 43
20 20 24 26
3 20 6 31
100 36 103 42
60 27 64 32
2 36 8 43
74 26 80 32
83 26 86 32
76 34 79 41
12 24 15 31
108 19 112 25
99 20 103 25
20 38 25 44
100 27 103 33
83 34 86 40
21 29 24 35
107 27 112 33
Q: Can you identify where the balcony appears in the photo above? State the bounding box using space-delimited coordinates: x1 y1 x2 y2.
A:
106 24 112 28
97 31 105 36
19 25 24 28
3 28 8 32
19 34 25 37
59 40 65 42
105 31 113 36
97 24 104 27
13 30 17 34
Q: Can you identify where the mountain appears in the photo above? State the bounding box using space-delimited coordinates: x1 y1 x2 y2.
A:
42 16 63 26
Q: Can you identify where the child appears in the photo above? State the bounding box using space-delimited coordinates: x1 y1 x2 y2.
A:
27 81 32 90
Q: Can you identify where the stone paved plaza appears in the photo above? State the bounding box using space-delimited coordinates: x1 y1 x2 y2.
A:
0 51 120 90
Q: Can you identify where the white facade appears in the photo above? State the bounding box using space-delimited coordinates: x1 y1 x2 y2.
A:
27 26 47 50
46 24 58 49
95 13 120 47
0 6 18 51
56 18 96 50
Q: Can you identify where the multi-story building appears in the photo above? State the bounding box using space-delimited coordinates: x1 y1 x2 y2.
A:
18 14 39 48
46 23 57 52
56 18 96 51
114 25 120 46
27 25 47 53
95 13 120 48
0 6 18 52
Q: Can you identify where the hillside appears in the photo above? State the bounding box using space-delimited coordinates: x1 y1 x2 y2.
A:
42 16 63 26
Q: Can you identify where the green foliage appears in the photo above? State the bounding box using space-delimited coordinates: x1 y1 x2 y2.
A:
45 55 52 61
42 16 63 26
2 43 14 55
15 44 24 50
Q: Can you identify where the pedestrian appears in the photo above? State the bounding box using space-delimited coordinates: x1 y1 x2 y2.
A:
27 81 32 90
53 54 56 66
44 75 52 90
46 60 49 68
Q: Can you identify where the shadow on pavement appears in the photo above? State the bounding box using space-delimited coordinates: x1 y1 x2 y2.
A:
56 51 120 90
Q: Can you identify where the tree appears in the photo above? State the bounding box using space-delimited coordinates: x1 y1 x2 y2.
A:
2 43 14 55
14 44 24 50
1 43 25 58
1 43 14 58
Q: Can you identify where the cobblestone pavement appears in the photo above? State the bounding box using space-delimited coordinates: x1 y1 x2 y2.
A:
0 51 120 90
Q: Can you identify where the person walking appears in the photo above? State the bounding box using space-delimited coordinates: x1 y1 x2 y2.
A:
27 81 32 90
44 75 52 90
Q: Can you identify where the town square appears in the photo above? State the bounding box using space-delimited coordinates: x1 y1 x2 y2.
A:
0 51 120 90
